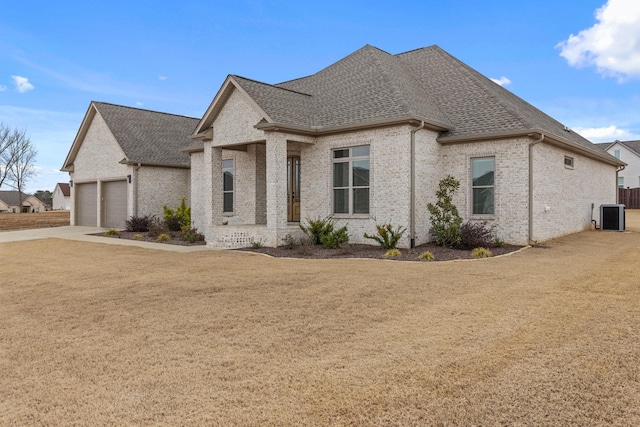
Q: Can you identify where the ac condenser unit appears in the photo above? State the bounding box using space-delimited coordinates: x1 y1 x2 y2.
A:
600 204 625 231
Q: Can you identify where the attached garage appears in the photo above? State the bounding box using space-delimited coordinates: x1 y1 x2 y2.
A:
75 182 97 226
102 180 128 229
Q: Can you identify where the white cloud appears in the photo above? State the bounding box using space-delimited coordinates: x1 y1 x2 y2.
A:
11 75 35 93
490 76 512 86
557 0 640 80
158 75 168 81
573 125 635 142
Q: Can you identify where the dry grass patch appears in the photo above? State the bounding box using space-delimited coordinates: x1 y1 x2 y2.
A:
1 223 640 425
0 210 69 231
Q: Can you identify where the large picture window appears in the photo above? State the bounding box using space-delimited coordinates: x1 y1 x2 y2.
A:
223 159 234 213
472 157 494 215
333 145 370 215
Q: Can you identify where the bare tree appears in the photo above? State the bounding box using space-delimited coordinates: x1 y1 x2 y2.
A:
0 123 26 188
1 124 38 211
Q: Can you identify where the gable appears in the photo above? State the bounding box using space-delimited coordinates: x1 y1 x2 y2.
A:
211 86 268 145
71 111 129 180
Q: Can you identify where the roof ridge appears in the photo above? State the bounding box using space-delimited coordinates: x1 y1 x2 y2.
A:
92 101 200 121
234 75 312 97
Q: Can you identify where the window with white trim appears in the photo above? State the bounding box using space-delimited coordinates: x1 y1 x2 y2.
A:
614 150 621 159
222 159 234 213
472 157 494 215
618 176 624 188
332 145 370 215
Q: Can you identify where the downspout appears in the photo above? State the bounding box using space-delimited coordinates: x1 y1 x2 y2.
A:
410 121 425 248
528 133 545 243
134 163 141 217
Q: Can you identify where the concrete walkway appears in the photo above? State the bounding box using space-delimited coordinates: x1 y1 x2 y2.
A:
0 226 215 253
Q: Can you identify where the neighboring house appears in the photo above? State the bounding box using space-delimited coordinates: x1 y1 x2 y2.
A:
61 102 199 228
0 191 48 213
186 44 623 248
52 182 71 210
594 140 640 188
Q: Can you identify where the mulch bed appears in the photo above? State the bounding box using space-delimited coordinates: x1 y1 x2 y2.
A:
237 242 523 261
96 231 522 260
95 231 206 246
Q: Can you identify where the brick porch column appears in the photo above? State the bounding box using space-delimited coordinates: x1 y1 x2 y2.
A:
265 133 288 247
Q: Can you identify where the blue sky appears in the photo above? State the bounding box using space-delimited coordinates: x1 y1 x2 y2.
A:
1 0 639 193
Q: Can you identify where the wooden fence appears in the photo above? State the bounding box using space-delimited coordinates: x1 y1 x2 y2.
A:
619 188 640 209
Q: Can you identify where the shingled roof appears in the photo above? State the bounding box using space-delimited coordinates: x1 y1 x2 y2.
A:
195 44 617 164
595 140 640 156
0 191 33 206
62 102 199 171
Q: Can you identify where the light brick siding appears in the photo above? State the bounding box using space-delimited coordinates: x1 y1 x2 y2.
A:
438 138 531 245
302 125 418 247
71 110 192 227
190 151 206 232
69 112 131 226
212 89 265 147
136 166 189 218
531 143 616 242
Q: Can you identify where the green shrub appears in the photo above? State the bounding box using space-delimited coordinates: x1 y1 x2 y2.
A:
384 248 402 258
156 233 171 243
250 237 265 249
133 234 143 240
300 216 335 245
320 225 349 249
104 228 120 236
427 175 462 247
472 247 492 258
418 251 434 261
125 215 152 232
164 196 191 231
364 223 406 249
181 225 205 243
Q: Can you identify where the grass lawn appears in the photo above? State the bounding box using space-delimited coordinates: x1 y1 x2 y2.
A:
0 210 70 231
1 217 639 425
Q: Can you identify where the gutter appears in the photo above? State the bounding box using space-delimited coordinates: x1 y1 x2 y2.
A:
410 121 425 248
528 133 545 243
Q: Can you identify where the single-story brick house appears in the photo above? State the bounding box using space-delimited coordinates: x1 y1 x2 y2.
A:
61 102 199 228
52 182 71 210
0 191 48 213
185 44 624 248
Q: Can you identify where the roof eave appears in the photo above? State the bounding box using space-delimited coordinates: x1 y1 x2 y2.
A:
255 116 451 136
438 129 625 167
118 158 190 169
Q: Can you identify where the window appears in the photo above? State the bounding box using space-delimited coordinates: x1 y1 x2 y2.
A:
618 176 624 188
222 159 234 213
564 156 574 168
333 145 370 215
614 150 621 159
472 157 494 215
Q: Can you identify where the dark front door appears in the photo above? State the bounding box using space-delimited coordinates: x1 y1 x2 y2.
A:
287 156 300 222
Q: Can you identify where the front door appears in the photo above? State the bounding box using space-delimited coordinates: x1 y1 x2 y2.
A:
287 156 301 222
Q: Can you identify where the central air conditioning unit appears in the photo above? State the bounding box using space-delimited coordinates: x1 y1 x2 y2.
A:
600 204 625 231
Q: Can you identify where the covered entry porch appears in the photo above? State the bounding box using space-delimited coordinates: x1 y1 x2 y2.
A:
205 132 313 248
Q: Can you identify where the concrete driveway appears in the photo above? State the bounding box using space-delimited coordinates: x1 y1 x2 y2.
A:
0 226 213 252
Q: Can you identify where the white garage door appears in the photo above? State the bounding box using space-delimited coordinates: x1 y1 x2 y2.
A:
102 180 128 229
75 182 97 226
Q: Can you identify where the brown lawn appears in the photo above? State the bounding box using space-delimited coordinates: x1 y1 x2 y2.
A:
1 213 640 425
0 210 70 231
